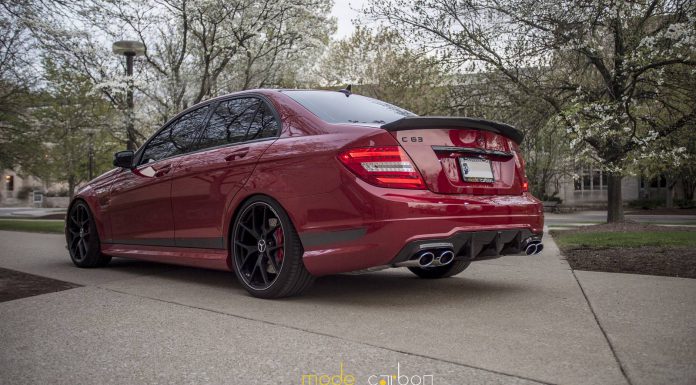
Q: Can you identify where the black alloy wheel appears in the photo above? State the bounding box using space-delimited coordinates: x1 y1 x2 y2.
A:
66 201 111 267
232 196 314 298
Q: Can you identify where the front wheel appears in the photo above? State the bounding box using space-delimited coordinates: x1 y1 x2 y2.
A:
408 259 471 279
231 196 314 298
66 201 111 268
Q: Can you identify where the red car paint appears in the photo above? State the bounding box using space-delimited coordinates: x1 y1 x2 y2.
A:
71 89 543 276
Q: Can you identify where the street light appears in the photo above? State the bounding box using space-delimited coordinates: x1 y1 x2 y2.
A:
112 40 146 151
84 127 98 180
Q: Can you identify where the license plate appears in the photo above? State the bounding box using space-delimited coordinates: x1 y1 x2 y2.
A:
459 157 494 183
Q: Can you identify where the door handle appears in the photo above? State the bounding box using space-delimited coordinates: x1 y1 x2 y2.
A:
225 148 249 162
154 164 172 177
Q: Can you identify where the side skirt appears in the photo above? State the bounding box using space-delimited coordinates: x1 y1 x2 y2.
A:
101 243 231 271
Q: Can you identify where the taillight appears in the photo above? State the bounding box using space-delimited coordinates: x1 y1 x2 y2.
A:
513 150 529 192
337 146 426 189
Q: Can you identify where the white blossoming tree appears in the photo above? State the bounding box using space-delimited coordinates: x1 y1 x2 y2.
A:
15 0 334 150
316 27 451 115
366 0 696 222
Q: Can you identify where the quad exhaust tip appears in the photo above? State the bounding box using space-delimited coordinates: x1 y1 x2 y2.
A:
418 251 435 267
418 249 455 267
525 242 544 255
394 249 455 268
438 250 455 265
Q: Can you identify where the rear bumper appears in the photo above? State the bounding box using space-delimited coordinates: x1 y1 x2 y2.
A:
388 228 540 266
290 178 543 276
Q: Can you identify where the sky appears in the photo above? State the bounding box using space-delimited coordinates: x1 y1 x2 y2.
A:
330 0 369 39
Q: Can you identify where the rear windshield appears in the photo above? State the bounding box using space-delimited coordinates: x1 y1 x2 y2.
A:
283 90 415 124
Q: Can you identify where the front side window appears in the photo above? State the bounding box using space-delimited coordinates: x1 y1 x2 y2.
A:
140 105 210 164
140 127 176 164
170 105 210 155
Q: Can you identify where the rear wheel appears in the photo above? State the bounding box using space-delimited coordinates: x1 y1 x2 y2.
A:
231 196 314 298
66 201 111 268
408 259 471 279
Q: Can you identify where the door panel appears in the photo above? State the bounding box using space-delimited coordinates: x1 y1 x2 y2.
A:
107 159 180 243
170 141 275 246
106 104 211 245
170 97 280 247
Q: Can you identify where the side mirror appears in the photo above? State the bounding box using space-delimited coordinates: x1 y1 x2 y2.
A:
113 150 135 169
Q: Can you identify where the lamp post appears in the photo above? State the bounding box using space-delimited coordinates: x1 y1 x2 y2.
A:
112 40 146 151
84 128 98 180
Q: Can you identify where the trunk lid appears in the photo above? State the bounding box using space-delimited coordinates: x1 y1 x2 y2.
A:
382 117 527 195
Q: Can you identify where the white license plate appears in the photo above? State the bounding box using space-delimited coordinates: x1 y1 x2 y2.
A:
459 157 494 183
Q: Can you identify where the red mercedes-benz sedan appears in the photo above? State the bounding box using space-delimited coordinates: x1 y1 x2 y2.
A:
66 89 544 298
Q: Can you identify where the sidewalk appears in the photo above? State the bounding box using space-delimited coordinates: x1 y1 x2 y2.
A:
545 210 696 227
0 207 65 219
0 229 694 384
575 271 696 385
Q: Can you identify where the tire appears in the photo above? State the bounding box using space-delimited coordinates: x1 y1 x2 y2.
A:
408 259 471 279
66 201 111 268
231 196 314 298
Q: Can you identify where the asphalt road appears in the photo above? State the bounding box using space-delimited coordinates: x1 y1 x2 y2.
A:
1 230 695 385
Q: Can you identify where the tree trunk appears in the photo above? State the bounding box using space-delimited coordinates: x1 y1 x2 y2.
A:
666 177 674 209
68 174 75 200
607 173 624 223
681 176 695 201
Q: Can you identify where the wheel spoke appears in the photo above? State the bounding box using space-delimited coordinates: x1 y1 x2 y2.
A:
234 240 255 251
258 257 269 284
261 206 268 234
267 252 280 271
262 224 278 237
240 223 259 239
239 249 256 267
77 239 85 259
248 263 259 282
267 244 283 252
69 235 80 250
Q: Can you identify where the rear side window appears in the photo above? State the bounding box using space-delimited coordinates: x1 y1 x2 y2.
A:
283 90 414 124
193 97 278 150
140 105 210 164
246 101 279 140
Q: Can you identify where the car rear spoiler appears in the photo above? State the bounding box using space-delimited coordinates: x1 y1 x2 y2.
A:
381 117 524 144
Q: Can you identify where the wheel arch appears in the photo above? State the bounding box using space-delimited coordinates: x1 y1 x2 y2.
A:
67 192 109 244
224 192 304 270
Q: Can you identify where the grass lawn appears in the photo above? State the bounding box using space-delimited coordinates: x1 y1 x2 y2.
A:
0 219 65 234
551 223 696 278
554 231 696 249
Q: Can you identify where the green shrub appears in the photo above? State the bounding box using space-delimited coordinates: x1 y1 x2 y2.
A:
45 189 69 197
541 194 563 204
675 199 696 209
627 198 663 210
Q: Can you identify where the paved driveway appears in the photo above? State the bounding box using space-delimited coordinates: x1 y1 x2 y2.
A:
0 230 694 385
